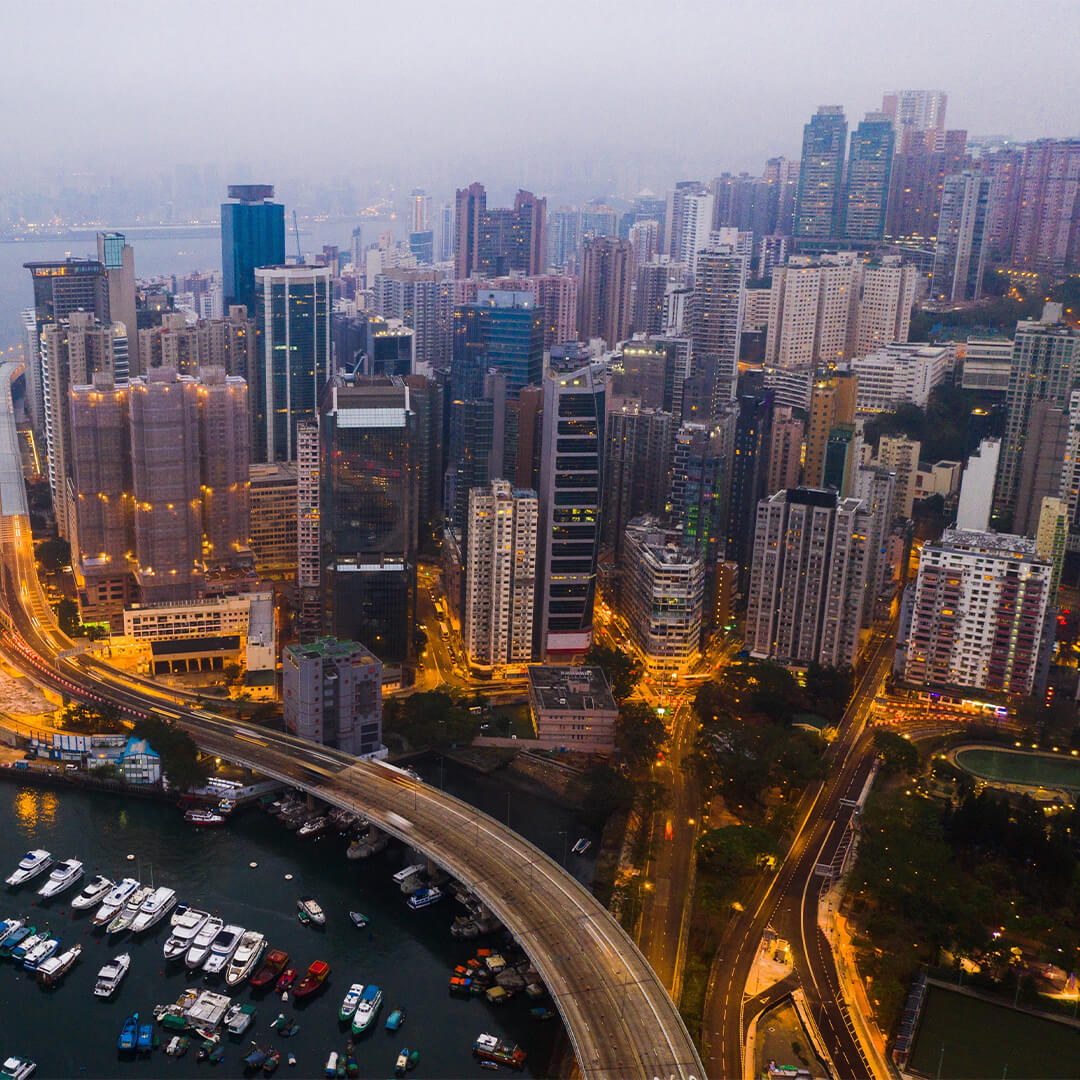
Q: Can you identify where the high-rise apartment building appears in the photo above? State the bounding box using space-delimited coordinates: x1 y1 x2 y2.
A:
1010 139 1080 273
536 353 605 656
1036 497 1068 596
221 185 285 315
463 480 538 673
578 237 633 348
881 90 947 135
665 182 714 272
408 188 431 234
283 637 383 758
669 415 737 565
852 464 896 624
372 268 453 375
296 420 321 636
253 265 331 462
764 156 801 236
746 488 869 667
451 289 543 402
690 242 746 406
848 257 918 358
453 184 547 278
196 368 250 567
725 393 773 584
804 373 858 488
633 257 683 337
96 232 138 375
794 107 848 245
931 172 991 302
138 306 256 382
248 462 297 577
877 434 921 518
885 128 968 241
842 114 895 244
766 406 804 493
1013 400 1069 538
904 529 1052 696
403 374 444 553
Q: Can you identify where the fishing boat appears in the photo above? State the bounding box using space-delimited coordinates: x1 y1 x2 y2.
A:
473 1034 526 1070
226 930 266 987
243 1045 267 1070
71 874 113 910
163 907 210 960
130 886 177 933
0 925 34 959
224 1003 256 1035
263 1048 280 1074
11 932 43 963
570 837 591 856
350 984 382 1034
296 816 329 838
203 923 245 975
92 878 139 926
94 952 131 998
395 1049 409 1076
347 911 368 929
275 967 297 995
338 983 364 1021
271 1016 299 1038
324 1052 339 1078
0 1059 35 1080
185 915 224 969
296 896 325 925
5 850 52 887
294 960 330 999
385 1006 406 1031
406 885 444 910
107 884 153 934
136 1023 154 1053
117 1013 139 1052
184 809 226 826
478 1062 499 1072
251 948 289 988
164 1036 190 1057
36 859 84 899
22 937 60 971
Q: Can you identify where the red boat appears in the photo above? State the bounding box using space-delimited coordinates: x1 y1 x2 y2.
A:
294 960 330 999
275 967 297 995
251 949 290 989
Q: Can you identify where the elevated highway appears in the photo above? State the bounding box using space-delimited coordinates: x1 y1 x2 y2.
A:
0 362 704 1080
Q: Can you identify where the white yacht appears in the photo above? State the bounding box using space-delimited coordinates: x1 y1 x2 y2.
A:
71 875 113 911
92 878 139 926
37 943 82 985
0 917 26 945
107 885 152 934
130 886 177 933
93 952 131 998
37 859 84 898
202 924 244 975
163 908 209 960
5 850 52 887
184 916 224 970
224 930 265 987
22 937 60 970
0 1056 36 1079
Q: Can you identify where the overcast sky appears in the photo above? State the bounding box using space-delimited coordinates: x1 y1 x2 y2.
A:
4 0 1078 197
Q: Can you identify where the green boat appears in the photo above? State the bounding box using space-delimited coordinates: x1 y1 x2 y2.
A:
161 1013 188 1033
0 926 34 960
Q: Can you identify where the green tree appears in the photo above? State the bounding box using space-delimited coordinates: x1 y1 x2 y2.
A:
582 762 634 828
804 663 854 723
223 662 242 684
130 717 208 791
873 730 919 777
36 537 71 573
697 825 778 876
583 644 641 702
56 598 79 637
58 702 123 735
616 701 666 764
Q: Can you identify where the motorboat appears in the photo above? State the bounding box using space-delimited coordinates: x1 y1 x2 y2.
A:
163 908 209 960
11 933 44 962
37 943 82 986
0 917 26 946
270 1014 299 1037
348 911 369 929
339 982 364 1021
406 885 444 910
395 1049 409 1076
92 878 139 925
130 886 177 933
571 837 591 856
324 1052 338 1078
243 1046 267 1070
107 884 152 934
202 923 244 975
5 850 52 887
185 915 224 969
293 960 330 1000
385 1006 406 1031
225 929 265 987
296 815 328 838
0 1057 36 1079
117 1013 139 1052
250 948 289 988
71 874 113 910
22 937 60 970
296 896 325 925
473 1033 527 1070
350 984 382 1034
136 1024 154 1053
36 859 84 899
0 925 34 958
94 952 131 998
184 809 226 826
224 1002 255 1035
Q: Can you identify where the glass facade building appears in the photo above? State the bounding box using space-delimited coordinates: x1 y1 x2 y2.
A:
794 106 848 245
221 185 286 314
451 290 543 402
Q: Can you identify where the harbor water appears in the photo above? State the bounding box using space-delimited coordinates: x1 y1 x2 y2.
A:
0 769 586 1078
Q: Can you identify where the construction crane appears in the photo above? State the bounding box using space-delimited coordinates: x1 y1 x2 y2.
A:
292 210 302 263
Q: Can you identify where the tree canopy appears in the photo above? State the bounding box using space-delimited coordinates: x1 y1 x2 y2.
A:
58 702 124 736
382 690 481 750
130 716 208 791
616 701 666 765
583 644 641 702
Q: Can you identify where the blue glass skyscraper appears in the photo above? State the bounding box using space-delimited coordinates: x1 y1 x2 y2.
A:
221 184 285 314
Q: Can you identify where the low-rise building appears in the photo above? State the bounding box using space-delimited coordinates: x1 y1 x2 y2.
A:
526 665 619 754
851 343 954 414
960 337 1012 393
121 736 162 784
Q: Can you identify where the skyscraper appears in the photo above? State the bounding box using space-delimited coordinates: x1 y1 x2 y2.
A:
881 90 947 135
296 420 321 637
794 107 847 245
451 290 544 402
766 406 804 494
408 188 431 234
804 373 857 489
664 183 714 272
931 172 991 302
253 265 331 461
669 415 737 565
848 257 918 358
689 242 747 406
842 113 894 244
221 185 285 314
884 128 968 241
1009 139 1080 274
577 236 632 348
453 183 547 278
725 393 773 585
852 464 896 624
96 232 139 374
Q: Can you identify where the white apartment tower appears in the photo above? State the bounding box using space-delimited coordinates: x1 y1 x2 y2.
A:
296 420 321 637
850 257 918 357
665 184 715 274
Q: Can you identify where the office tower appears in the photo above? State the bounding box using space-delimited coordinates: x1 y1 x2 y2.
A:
848 257 918 358
451 289 543 402
851 343 953 413
221 185 285 314
725 393 773 584
435 203 453 263
601 406 674 555
877 434 921 518
350 226 365 270
548 208 581 270
852 464 896 624
446 390 498 535
248 462 298 577
96 232 138 374
881 90 947 134
409 231 434 265
669 415 737 564
690 242 747 406
995 306 1080 523
577 236 632 348
956 438 1000 531
665 183 714 272
1036 497 1068 596
712 172 773 237
296 421 321 636
804 374 857 488
320 375 418 666
843 114 894 244
885 128 968 241
746 488 870 667
42 312 126 539
613 337 680 413
904 529 1052 696
19 309 41 430
622 518 704 673
403 374 444 553
129 368 203 604
510 189 547 276
463 479 538 672
409 188 431 234
1010 139 1080 274
536 354 605 656
766 406 804 493
456 184 547 278
253 265 331 462
454 182 486 278
931 172 991 302
581 204 618 241
794 107 847 245
197 368 250 567
764 156 800 236
1013 400 1069 537
283 637 383 757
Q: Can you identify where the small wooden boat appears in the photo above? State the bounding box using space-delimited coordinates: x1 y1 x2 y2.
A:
275 968 297 995
385 1007 406 1031
294 960 330 999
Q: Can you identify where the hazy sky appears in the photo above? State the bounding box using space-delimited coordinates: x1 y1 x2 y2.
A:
4 0 1078 197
